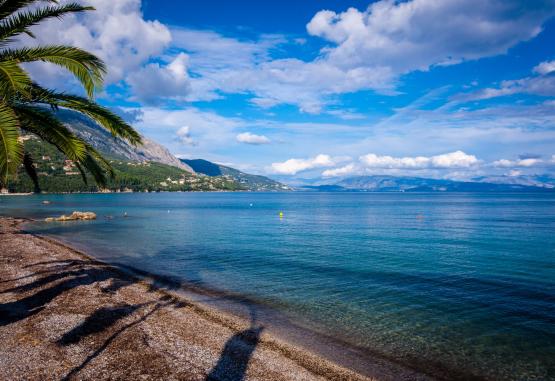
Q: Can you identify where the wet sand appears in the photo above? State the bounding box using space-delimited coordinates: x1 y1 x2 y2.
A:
0 217 430 380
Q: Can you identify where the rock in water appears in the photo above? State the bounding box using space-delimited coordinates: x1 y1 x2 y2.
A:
45 211 96 222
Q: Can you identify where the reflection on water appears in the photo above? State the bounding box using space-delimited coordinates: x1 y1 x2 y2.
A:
1 192 555 380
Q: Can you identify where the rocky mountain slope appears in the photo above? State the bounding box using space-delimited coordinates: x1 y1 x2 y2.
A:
57 109 193 172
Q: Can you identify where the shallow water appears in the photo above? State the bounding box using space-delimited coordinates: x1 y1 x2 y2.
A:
1 192 554 380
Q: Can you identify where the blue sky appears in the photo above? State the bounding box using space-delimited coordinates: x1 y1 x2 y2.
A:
25 0 555 181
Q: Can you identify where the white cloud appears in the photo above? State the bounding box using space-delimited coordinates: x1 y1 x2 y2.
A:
307 0 554 74
454 58 555 102
534 60 555 75
360 151 479 169
236 132 270 145
552 154 555 163
508 170 522 177
161 0 555 113
23 0 171 86
493 158 543 167
134 107 244 158
176 126 196 146
271 154 335 175
127 53 191 104
23 0 555 114
322 163 357 177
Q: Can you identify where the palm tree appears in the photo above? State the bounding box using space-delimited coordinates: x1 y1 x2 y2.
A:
0 0 142 190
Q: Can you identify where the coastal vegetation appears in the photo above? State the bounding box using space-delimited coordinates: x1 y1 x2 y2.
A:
0 0 140 190
7 136 244 193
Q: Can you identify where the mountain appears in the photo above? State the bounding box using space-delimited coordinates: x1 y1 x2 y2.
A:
472 175 555 188
56 109 193 172
302 175 555 192
6 109 271 193
7 136 245 193
181 159 291 191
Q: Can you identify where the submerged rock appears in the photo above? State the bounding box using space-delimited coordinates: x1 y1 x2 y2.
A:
45 211 96 222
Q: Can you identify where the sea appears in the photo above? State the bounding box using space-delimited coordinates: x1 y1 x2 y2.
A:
1 192 554 380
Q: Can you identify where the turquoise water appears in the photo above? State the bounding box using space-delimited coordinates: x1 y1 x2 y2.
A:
1 192 554 380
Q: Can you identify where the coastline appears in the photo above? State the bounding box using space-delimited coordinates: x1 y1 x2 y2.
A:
0 217 432 381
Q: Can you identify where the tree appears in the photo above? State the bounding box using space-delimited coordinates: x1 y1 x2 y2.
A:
0 0 142 190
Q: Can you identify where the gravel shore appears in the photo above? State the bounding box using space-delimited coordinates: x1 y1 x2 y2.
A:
0 217 434 381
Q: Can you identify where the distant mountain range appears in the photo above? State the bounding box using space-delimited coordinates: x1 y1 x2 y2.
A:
302 175 555 192
15 109 553 194
181 159 290 191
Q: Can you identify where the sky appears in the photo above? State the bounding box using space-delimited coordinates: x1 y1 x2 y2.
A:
23 0 555 182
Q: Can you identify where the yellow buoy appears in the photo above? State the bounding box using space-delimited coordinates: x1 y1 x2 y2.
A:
279 211 284 218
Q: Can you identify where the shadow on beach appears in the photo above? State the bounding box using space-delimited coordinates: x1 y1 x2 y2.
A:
0 254 266 381
206 300 264 381
0 258 186 380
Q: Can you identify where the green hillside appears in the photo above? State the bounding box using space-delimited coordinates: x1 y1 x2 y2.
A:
181 159 290 191
6 137 244 193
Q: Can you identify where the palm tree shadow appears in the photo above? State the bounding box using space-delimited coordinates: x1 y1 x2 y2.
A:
60 295 183 380
206 306 264 381
57 303 144 346
0 266 131 327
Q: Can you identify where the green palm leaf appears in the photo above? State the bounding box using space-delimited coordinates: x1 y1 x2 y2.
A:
0 101 22 185
0 3 93 41
0 1 57 20
22 151 39 192
56 95 142 144
0 60 31 96
13 105 86 162
0 46 105 98
0 1 141 189
80 143 114 187
27 85 142 145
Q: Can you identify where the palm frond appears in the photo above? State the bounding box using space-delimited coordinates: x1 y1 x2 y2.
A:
0 101 22 185
13 104 86 161
27 85 142 145
80 143 114 187
0 3 93 41
22 151 40 192
0 60 31 96
57 95 142 145
1 46 105 98
74 161 88 185
0 1 56 20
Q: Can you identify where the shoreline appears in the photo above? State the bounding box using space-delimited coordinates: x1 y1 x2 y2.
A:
0 216 433 380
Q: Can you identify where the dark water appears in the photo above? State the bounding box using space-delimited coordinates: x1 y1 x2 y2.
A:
1 192 554 380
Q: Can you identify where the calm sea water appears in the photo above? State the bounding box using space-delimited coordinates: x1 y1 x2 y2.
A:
1 192 554 380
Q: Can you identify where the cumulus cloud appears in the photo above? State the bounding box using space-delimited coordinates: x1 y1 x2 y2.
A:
534 60 555 75
493 158 543 167
271 154 335 175
181 41 394 112
176 126 196 146
163 0 555 113
236 132 270 145
23 0 171 86
359 151 479 169
127 53 191 104
307 0 555 73
22 0 555 113
322 163 357 177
